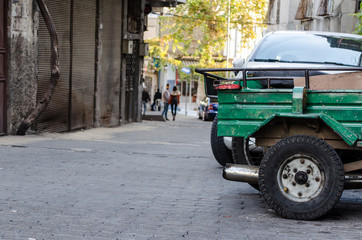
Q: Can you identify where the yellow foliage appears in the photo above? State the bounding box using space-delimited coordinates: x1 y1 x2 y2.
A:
148 0 267 70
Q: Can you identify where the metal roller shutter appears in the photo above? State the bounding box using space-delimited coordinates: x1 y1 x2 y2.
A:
37 0 96 133
37 0 71 133
71 0 96 130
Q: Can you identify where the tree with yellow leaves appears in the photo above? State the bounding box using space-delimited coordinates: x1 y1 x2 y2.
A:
148 0 268 71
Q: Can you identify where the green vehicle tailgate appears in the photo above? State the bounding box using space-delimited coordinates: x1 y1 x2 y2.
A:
217 88 362 146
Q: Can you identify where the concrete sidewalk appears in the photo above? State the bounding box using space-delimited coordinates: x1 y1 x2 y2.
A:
142 109 198 121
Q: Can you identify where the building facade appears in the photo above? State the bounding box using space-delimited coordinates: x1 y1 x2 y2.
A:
2 0 182 135
267 0 360 33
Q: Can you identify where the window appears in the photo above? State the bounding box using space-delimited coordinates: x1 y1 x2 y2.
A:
250 33 362 67
356 0 362 12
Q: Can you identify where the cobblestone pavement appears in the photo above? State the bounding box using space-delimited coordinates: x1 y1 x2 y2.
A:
1 115 362 240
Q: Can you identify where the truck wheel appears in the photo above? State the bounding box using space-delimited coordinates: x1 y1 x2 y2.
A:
259 135 344 220
232 137 263 166
211 116 233 166
232 137 264 190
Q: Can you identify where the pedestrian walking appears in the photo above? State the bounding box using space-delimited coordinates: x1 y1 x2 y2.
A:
142 88 151 116
161 84 170 121
170 86 181 121
151 89 162 111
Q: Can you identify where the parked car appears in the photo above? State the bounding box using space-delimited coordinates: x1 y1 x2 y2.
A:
234 31 362 87
198 97 218 121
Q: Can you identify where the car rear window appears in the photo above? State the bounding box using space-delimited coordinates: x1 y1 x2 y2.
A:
250 33 362 67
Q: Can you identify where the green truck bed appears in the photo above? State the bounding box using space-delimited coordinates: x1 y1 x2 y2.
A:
196 67 362 149
217 88 362 147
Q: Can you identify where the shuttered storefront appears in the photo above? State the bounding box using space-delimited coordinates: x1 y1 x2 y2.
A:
37 0 71 133
37 0 96 132
71 1 96 130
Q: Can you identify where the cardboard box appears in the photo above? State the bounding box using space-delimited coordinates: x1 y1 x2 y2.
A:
294 72 362 90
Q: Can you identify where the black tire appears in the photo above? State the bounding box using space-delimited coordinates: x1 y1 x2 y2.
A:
232 137 264 190
232 137 264 165
259 135 344 220
211 116 233 166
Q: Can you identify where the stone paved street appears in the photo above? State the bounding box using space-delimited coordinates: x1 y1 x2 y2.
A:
1 115 362 239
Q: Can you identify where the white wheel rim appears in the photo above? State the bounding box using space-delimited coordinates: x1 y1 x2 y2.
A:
277 154 325 203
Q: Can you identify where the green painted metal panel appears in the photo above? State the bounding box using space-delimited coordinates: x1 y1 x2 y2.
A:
218 105 291 120
292 87 307 114
218 89 294 136
305 106 362 122
319 114 359 146
307 91 362 105
218 89 293 137
218 90 292 105
218 89 292 104
217 88 362 147
218 119 263 137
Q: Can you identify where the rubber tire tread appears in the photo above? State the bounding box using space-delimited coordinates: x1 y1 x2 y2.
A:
259 135 344 220
211 116 233 166
232 137 249 164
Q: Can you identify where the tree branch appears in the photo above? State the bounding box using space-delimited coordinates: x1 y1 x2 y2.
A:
16 0 60 135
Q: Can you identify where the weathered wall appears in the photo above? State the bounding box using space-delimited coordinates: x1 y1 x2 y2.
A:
7 1 38 134
267 0 358 33
96 0 122 127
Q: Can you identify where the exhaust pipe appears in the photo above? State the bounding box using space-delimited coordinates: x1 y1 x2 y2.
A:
223 164 259 185
223 164 362 189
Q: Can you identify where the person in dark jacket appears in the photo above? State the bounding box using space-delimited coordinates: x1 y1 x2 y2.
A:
151 89 162 111
170 86 181 121
142 88 151 115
